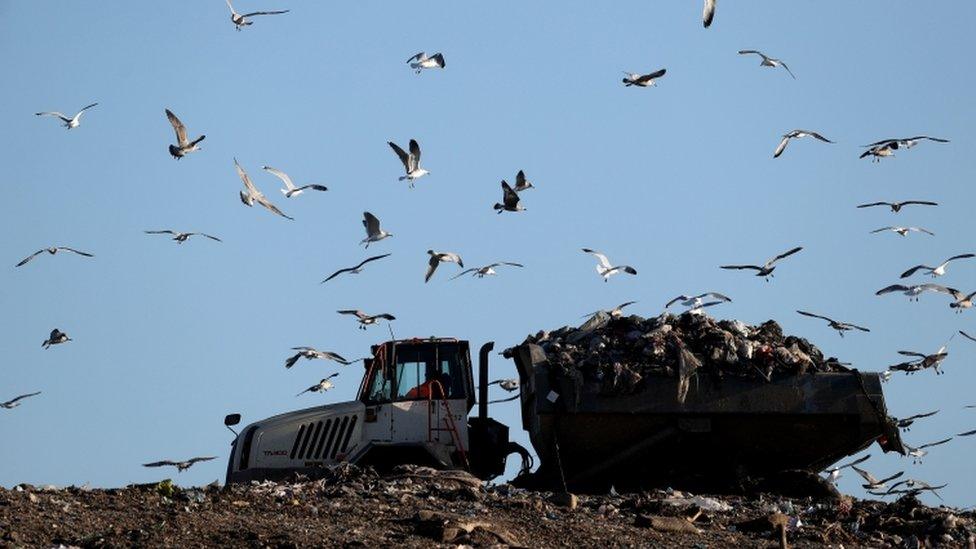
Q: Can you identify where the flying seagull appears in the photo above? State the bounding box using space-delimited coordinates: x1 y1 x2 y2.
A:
235 158 293 220
583 301 638 320
892 348 949 376
337 310 395 330
582 249 637 282
871 479 948 500
859 144 895 162
16 246 93 267
622 68 666 87
702 0 716 27
144 230 221 244
860 136 948 162
35 102 98 129
360 212 393 248
876 283 958 302
773 130 832 158
900 254 974 278
297 373 339 397
950 290 976 313
796 310 870 337
1 392 41 410
406 52 446 73
425 250 464 283
261 166 327 198
856 200 938 213
165 109 205 159
904 438 952 464
738 50 796 79
284 347 351 369
488 379 519 392
960 331 976 343
143 456 216 472
512 170 534 192
895 410 939 431
824 454 870 484
870 226 934 237
494 180 525 213
666 293 732 310
388 139 428 186
451 262 524 280
321 254 391 283
720 246 802 281
226 0 288 31
42 329 71 349
852 466 904 491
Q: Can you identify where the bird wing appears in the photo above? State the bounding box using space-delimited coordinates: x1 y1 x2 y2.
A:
856 202 889 209
165 109 188 146
450 268 479 280
500 262 524 268
836 453 871 470
501 180 520 206
142 461 178 468
256 195 293 220
35 111 71 122
797 310 834 323
321 351 350 364
907 136 950 143
918 283 958 296
898 200 938 208
904 410 939 421
946 253 975 263
957 429 976 437
516 170 527 188
425 255 440 282
877 471 905 484
262 166 296 190
362 212 381 236
234 158 260 197
408 139 422 166
899 265 932 279
897 351 926 358
737 50 761 56
406 51 425 63
960 331 976 343
16 250 46 267
779 60 796 79
5 392 41 405
320 267 353 283
337 310 367 319
388 142 410 171
875 284 910 295
870 227 896 234
145 230 176 236
772 136 790 158
356 253 391 269
57 247 94 257
374 314 396 321
242 10 289 17
863 138 898 147
702 0 715 27
75 103 98 118
700 292 732 302
187 456 217 464
767 246 803 266
806 131 832 143
665 295 691 308
918 437 952 450
582 248 612 269
720 265 762 271
198 233 222 242
431 53 445 67
638 68 666 82
294 184 328 193
852 466 879 485
910 227 935 235
284 352 303 369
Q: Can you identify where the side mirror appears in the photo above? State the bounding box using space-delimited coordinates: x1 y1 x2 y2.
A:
224 413 241 437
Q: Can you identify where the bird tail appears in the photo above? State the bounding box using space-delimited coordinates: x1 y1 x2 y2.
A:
398 175 408 181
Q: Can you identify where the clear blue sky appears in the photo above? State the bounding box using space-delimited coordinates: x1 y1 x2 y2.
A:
1 1 974 507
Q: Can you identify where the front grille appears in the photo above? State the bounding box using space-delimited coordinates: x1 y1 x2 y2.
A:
289 415 358 462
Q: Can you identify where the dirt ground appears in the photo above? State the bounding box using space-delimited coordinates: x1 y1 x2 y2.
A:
1 465 973 548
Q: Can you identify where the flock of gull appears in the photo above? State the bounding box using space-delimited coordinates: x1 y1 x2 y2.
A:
6 3 975 491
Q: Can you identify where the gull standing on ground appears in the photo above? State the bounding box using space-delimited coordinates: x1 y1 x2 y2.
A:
494 180 525 213
284 348 351 369
856 200 938 213
144 230 221 244
720 246 802 281
901 254 974 278
321 254 391 283
225 0 288 30
42 329 71 349
824 454 870 484
876 283 958 302
622 68 666 87
35 103 98 129
425 250 464 283
261 166 328 198
406 52 446 73
235 158 293 220
451 262 524 280
297 373 339 396
904 438 952 464
895 410 939 431
581 249 637 282
512 170 534 192
738 50 796 79
143 456 216 472
337 310 395 330
852 466 904 491
1 392 41 410
772 130 832 158
360 212 393 248
165 109 205 159
16 246 93 267
388 139 428 186
870 226 934 237
796 310 870 337
702 0 716 27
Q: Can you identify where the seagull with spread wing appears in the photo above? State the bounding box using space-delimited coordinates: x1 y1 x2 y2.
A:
622 68 666 87
165 109 205 159
950 290 976 313
226 0 288 30
494 180 525 213
870 226 934 237
1 392 41 410
284 347 351 369
337 310 395 330
451 262 523 280
738 50 796 79
406 52 445 73
904 438 952 464
16 246 93 267
425 250 464 283
720 246 802 281
41 329 71 349
824 454 870 484
582 301 638 320
261 166 327 198
512 170 534 192
297 374 339 397
773 130 832 158
796 310 870 337
388 139 428 186
321 254 391 283
856 200 938 213
235 158 293 220
895 410 938 431
143 456 216 472
875 283 958 302
581 249 637 282
360 212 393 248
144 230 221 244
35 102 98 129
901 254 974 278
852 466 904 491
891 347 949 376
665 293 732 310
860 136 948 162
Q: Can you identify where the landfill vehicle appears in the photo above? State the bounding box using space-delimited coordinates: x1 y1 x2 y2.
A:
224 336 902 492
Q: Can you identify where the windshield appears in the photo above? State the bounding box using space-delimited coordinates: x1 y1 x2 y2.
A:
360 341 470 404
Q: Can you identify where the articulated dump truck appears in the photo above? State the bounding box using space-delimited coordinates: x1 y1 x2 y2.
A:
225 335 903 494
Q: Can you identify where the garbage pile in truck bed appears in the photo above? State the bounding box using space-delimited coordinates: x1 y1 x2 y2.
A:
3 464 974 548
510 311 853 398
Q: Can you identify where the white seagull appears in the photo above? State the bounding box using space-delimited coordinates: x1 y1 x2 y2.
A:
738 50 796 79
900 254 974 278
622 68 666 87
904 438 952 464
321 254 391 283
852 466 904 491
235 158 293 220
425 250 464 283
1 392 41 410
773 130 832 158
720 246 803 281
856 200 938 213
488 379 519 392
875 283 959 302
494 180 525 213
665 293 732 310
165 109 205 159
950 290 976 313
406 52 446 73
297 373 339 397
583 301 638 319
890 348 949 376
226 0 289 31
824 454 870 484
451 262 524 280
143 456 216 472
512 170 534 192
388 139 429 186
796 310 870 337
144 230 221 244
337 310 396 330
16 246 94 267
360 212 393 248
261 166 328 198
285 347 351 369
42 329 71 349
895 410 939 431
581 249 637 282
860 136 948 161
870 226 934 237
35 102 98 129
